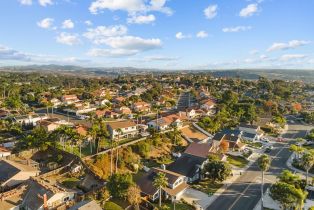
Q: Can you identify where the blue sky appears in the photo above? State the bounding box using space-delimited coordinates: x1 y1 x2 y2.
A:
0 0 313 69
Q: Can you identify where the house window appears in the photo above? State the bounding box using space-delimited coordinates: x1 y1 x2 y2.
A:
63 197 70 202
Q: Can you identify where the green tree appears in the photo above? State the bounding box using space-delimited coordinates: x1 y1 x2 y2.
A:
203 160 232 183
153 172 168 207
270 182 307 210
301 152 314 185
107 173 134 199
289 144 304 159
126 185 142 210
257 154 271 208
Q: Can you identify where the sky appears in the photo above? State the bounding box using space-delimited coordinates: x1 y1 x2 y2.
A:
0 0 313 70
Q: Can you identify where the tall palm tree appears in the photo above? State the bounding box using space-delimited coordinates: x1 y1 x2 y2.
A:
115 128 122 173
153 172 168 207
301 152 314 186
257 154 271 209
170 124 181 146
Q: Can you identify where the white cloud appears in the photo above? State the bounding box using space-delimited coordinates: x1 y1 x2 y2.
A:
222 26 252 33
175 32 190 40
84 25 128 44
239 4 258 17
87 36 162 57
37 18 54 29
0 45 89 64
250 49 259 55
267 40 311 52
56 33 80 45
127 14 155 24
38 0 53 7
87 48 139 57
85 20 93 26
279 54 307 61
204 5 217 20
62 19 74 29
19 0 32 5
89 0 172 15
196 31 208 38
0 45 31 61
102 36 162 50
145 55 179 61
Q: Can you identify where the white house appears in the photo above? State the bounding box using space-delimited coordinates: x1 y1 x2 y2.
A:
107 120 139 140
22 179 77 210
0 146 11 157
14 114 48 126
238 124 263 141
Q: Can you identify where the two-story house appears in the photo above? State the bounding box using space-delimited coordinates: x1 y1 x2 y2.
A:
137 167 189 202
107 120 138 140
132 102 151 113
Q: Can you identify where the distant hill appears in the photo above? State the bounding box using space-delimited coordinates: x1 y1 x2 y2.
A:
0 65 313 83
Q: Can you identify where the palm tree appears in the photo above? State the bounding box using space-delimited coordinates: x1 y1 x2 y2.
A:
170 124 181 146
289 144 304 159
153 172 168 207
301 152 314 186
257 154 271 208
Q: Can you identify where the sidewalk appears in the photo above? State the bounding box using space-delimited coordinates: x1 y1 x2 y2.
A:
204 148 263 208
286 152 314 177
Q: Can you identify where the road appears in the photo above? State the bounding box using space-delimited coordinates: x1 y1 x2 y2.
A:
207 120 313 210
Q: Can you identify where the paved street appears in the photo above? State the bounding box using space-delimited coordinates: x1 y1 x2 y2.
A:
207 120 313 210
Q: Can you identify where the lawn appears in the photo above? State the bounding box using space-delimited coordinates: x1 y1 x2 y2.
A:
246 141 263 149
227 154 249 168
192 179 223 195
61 177 80 189
154 201 194 210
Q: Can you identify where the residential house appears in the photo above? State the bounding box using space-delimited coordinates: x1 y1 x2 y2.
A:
112 96 125 104
61 95 79 105
114 106 132 115
238 124 263 141
212 132 246 151
107 120 138 140
105 110 120 119
92 89 107 98
0 146 11 157
0 159 40 190
68 200 102 210
14 114 48 126
137 167 188 202
167 153 208 183
184 142 226 161
147 113 185 131
64 102 96 115
132 101 151 113
21 178 77 210
94 99 110 106
50 98 61 107
38 118 72 132
185 108 196 119
200 99 216 114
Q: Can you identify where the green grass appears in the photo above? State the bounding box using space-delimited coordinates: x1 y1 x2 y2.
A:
61 177 79 189
192 179 223 195
104 201 123 210
245 141 263 148
153 201 194 210
227 155 249 168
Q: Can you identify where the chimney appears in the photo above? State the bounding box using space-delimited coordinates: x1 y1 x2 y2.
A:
43 193 48 210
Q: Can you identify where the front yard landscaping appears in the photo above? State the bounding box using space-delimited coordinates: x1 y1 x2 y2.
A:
227 154 249 168
192 179 223 195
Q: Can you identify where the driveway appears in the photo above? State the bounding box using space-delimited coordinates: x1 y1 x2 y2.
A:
181 188 211 210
